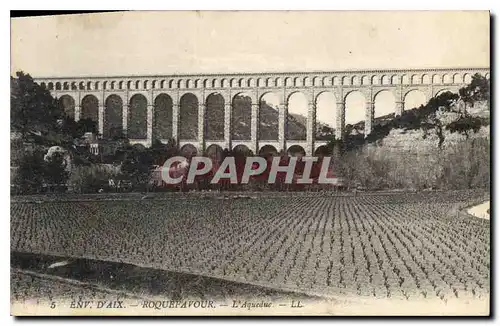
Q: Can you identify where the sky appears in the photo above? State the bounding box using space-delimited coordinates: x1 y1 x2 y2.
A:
11 11 490 125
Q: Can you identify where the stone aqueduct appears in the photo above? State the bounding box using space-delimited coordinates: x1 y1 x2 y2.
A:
34 67 489 156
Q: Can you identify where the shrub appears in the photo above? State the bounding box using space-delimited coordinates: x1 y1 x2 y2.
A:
69 164 120 193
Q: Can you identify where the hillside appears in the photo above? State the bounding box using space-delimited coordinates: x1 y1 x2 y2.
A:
367 101 490 153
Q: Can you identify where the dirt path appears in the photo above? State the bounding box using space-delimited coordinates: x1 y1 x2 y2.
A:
467 201 490 220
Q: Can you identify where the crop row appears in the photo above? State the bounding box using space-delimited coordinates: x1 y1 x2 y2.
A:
11 190 490 302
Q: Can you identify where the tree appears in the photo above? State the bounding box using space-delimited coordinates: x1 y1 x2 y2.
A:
44 151 70 188
420 91 460 150
12 149 70 194
446 115 484 139
459 73 490 107
61 117 97 139
12 150 46 194
11 72 63 140
120 146 154 190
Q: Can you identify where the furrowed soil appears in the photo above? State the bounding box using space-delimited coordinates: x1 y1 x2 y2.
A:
11 190 490 314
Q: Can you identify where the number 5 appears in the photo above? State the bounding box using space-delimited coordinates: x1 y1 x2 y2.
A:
50 302 56 309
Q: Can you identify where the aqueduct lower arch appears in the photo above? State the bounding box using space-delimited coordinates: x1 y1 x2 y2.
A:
35 67 489 155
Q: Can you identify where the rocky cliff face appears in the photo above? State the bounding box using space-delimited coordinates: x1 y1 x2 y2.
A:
369 101 490 153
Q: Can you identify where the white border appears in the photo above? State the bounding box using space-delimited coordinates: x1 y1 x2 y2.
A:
3 2 497 326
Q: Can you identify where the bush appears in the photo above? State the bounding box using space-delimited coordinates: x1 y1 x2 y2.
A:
69 164 119 193
12 150 46 194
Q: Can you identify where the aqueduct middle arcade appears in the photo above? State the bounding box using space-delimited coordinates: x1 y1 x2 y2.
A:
35 67 489 156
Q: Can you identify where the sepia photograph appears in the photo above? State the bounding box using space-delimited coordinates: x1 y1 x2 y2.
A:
9 10 491 316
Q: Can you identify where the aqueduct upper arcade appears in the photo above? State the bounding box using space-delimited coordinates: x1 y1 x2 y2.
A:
34 67 489 156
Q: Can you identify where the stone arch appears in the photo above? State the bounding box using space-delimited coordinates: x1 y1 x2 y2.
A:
259 92 280 141
285 77 293 87
351 75 360 86
160 80 166 88
315 91 336 141
55 82 62 90
128 94 148 139
206 144 224 162
203 79 210 88
410 74 420 85
186 79 194 89
104 94 123 139
434 88 453 97
63 82 70 90
71 82 77 90
422 74 431 84
117 81 123 90
333 76 341 86
344 90 366 126
144 80 149 89
195 79 202 88
135 80 141 89
294 77 303 87
248 78 256 87
286 91 308 141
205 93 225 141
443 74 452 84
221 78 229 88
287 145 306 157
169 80 176 89
47 82 54 90
373 90 396 120
239 78 245 88
178 79 186 89
230 78 238 87
381 75 391 85
85 81 92 90
79 81 85 90
342 76 350 86
275 77 283 87
313 76 322 87
323 76 332 86
103 81 109 90
402 75 410 84
81 95 99 123
94 81 99 90
125 81 131 90
232 92 252 140
151 80 157 89
404 89 427 110
314 145 331 156
132 143 146 152
453 73 462 84
180 144 198 158
391 75 400 85
258 145 278 157
58 95 75 119
233 144 253 157
432 74 441 84
179 93 199 140
304 76 312 87
361 75 370 85
153 93 173 140
266 77 274 87
257 78 265 87
463 74 472 83
40 82 47 89
485 72 490 80
371 75 380 85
